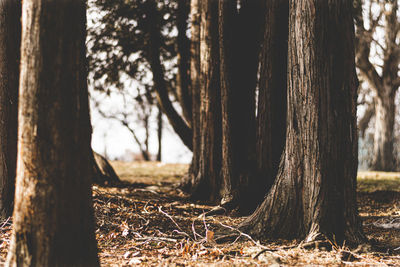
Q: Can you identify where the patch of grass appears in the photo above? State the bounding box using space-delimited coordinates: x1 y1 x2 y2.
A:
110 161 189 184
357 171 400 192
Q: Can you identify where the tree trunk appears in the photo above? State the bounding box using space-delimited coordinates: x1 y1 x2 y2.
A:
157 104 163 162
6 0 100 265
240 0 365 245
176 0 192 126
181 0 201 193
92 151 121 186
146 1 193 151
255 0 288 204
0 0 20 220
187 0 222 203
219 0 264 213
371 91 396 171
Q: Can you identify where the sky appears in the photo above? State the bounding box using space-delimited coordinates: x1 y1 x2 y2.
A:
90 97 192 163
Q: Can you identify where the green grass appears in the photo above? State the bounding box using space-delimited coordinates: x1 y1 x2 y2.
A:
357 171 400 192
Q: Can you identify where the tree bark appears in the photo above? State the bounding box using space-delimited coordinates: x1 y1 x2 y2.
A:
240 0 365 245
0 0 20 220
219 0 264 213
6 0 100 265
371 91 396 171
146 1 193 151
187 0 222 203
255 0 288 204
181 0 201 193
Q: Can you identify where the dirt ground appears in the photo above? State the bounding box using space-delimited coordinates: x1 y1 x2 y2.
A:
1 162 399 266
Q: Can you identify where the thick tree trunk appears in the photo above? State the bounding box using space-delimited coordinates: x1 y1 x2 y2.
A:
177 0 192 126
219 0 264 213
371 91 396 171
255 0 288 203
0 0 20 220
240 0 365 245
6 0 99 266
146 1 193 151
187 0 222 203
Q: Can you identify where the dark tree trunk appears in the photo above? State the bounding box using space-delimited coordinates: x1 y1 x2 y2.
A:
92 151 121 186
146 1 193 151
255 0 288 203
187 0 222 203
157 104 163 162
219 0 265 213
0 0 20 220
371 91 396 171
177 0 192 126
6 0 100 265
181 0 201 192
240 0 365 245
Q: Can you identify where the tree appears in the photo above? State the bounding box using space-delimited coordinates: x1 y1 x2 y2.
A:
185 0 222 202
218 0 265 212
88 0 192 150
354 0 400 171
240 0 365 244
0 0 20 220
255 0 288 207
6 0 99 265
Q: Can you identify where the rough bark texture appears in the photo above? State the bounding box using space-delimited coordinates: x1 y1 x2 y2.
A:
146 1 193 151
0 0 20 220
219 0 264 213
181 0 201 193
255 0 288 202
188 0 222 203
240 0 365 245
6 0 100 266
92 151 120 186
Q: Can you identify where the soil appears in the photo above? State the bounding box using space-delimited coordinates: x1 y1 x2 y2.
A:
1 161 399 266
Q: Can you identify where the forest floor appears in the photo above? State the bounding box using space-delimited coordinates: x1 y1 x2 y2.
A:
1 162 400 266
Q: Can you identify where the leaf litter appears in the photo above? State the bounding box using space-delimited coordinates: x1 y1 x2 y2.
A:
0 161 399 266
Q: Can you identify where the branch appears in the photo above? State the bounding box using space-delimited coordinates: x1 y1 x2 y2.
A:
358 102 375 138
94 102 150 160
146 2 193 150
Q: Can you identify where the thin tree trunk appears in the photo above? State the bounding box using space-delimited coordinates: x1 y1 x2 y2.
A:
0 0 20 220
177 0 192 126
157 104 163 162
371 92 396 171
240 0 365 245
146 1 193 150
6 0 99 265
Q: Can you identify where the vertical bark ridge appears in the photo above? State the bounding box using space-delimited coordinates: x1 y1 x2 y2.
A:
240 0 365 245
